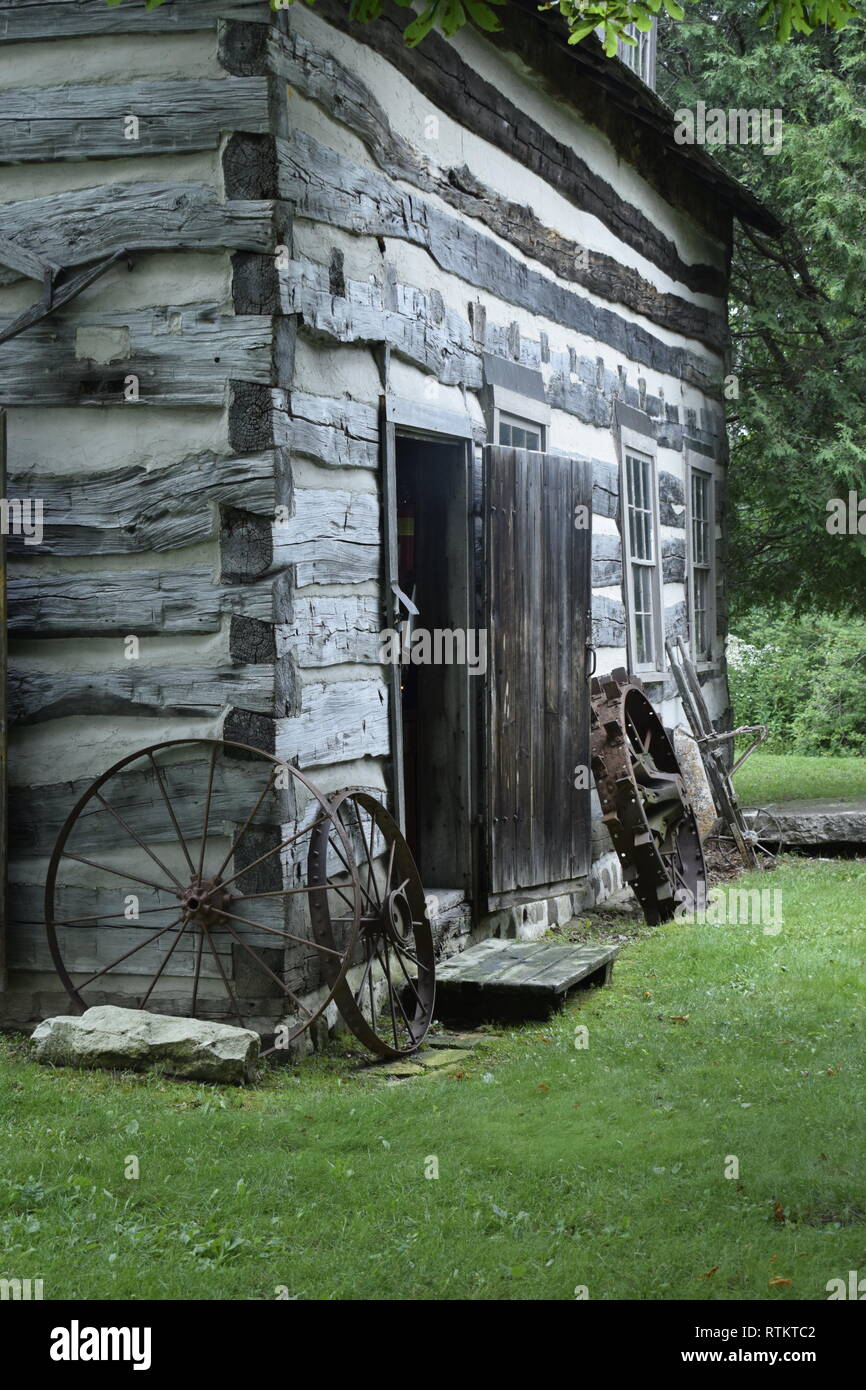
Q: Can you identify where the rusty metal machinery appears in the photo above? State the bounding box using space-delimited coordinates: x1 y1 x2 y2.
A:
590 669 707 924
666 636 772 868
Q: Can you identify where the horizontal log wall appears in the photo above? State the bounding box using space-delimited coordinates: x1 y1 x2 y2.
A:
0 4 304 1024
1 0 734 1018
266 1 731 905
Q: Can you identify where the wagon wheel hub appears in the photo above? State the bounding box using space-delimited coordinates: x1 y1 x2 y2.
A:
384 880 413 947
180 877 232 928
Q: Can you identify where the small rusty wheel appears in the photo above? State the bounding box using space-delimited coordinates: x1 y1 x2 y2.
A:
309 791 435 1058
44 738 362 1042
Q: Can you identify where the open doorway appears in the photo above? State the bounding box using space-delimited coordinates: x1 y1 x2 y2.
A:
393 436 474 895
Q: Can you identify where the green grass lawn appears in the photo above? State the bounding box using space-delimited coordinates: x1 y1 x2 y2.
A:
733 752 866 807
2 857 865 1302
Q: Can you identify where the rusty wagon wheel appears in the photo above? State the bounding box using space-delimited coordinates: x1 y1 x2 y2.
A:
44 738 362 1043
591 670 708 925
308 790 436 1058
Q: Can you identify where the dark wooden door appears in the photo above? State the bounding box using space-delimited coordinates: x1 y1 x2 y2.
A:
483 446 592 895
0 410 6 978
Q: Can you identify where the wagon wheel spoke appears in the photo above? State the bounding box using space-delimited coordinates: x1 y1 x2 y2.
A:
92 790 184 891
52 903 177 926
139 919 191 1010
353 801 382 912
328 823 380 917
202 928 246 1029
353 941 376 1009
60 852 178 897
217 813 330 893
197 743 218 881
219 921 316 1019
213 766 279 882
191 928 205 1019
210 906 345 959
73 918 184 991
148 751 196 877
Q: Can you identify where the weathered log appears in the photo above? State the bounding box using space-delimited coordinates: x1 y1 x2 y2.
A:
284 260 483 389
273 487 380 587
312 0 728 296
8 751 289 857
0 79 269 164
285 257 719 396
591 532 622 587
591 459 620 521
7 451 275 557
0 0 266 41
277 677 389 769
278 593 382 667
261 28 726 350
592 593 627 648
274 390 379 471
9 664 275 725
0 303 273 408
7 567 275 636
0 183 273 286
278 132 727 360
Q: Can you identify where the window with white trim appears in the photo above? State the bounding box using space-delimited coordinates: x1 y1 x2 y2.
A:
498 412 545 452
623 447 663 672
688 466 714 661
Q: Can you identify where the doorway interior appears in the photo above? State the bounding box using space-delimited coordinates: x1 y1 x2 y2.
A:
393 435 474 897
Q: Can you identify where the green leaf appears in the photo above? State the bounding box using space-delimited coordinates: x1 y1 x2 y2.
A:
465 0 505 30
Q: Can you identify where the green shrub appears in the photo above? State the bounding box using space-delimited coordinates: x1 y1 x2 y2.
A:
728 608 866 756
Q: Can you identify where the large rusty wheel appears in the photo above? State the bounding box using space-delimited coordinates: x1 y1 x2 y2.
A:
44 739 362 1042
309 791 435 1058
591 670 707 924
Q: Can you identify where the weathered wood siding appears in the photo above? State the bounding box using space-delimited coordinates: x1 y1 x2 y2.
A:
0 0 297 1020
0 0 735 1017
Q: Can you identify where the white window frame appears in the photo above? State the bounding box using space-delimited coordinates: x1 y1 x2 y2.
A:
484 382 550 454
685 450 718 667
620 427 664 678
497 410 546 452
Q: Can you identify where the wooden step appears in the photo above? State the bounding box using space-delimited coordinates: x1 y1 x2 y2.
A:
434 938 620 1021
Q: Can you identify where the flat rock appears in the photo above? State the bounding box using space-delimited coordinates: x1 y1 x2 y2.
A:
415 1047 474 1069
376 1060 426 1077
745 800 866 845
30 1005 259 1084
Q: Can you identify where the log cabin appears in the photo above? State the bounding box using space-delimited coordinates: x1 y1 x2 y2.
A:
0 0 776 1037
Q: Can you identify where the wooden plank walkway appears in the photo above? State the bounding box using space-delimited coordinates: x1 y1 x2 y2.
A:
435 938 620 1021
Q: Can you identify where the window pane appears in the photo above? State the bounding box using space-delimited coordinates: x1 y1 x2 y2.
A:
626 453 653 561
498 414 544 451
691 472 710 565
693 568 709 658
632 564 655 667
626 451 658 668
